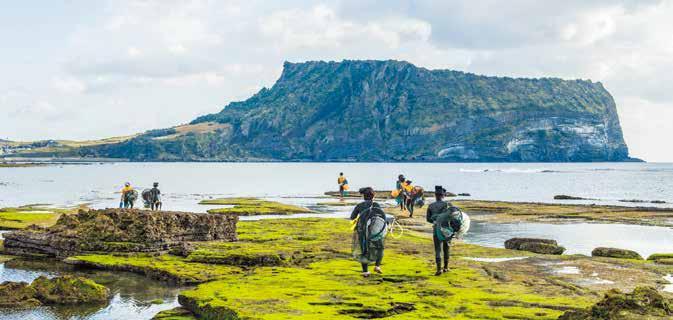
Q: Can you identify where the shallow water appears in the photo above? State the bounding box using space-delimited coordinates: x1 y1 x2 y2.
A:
1 162 673 211
0 259 182 320
464 221 673 258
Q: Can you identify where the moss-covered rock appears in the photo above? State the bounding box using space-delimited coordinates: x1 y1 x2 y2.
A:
202 197 312 216
0 207 60 229
65 254 242 284
4 208 238 257
505 238 565 255
0 276 109 308
558 286 673 319
31 275 110 304
591 247 643 260
0 281 40 308
152 307 197 319
178 254 588 320
647 253 673 262
186 218 353 267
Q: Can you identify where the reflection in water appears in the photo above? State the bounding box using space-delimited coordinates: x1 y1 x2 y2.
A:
0 259 183 320
464 221 673 258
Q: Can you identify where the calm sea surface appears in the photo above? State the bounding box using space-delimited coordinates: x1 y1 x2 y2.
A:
1 162 672 210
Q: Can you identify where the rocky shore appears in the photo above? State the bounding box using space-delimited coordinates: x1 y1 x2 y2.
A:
0 201 671 319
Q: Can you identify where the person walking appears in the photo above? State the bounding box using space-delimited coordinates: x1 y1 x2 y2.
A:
395 175 406 212
149 182 162 211
426 185 453 275
337 172 349 201
407 185 425 218
350 187 386 277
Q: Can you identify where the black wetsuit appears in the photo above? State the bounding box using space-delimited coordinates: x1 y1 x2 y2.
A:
427 200 452 271
350 200 385 273
149 187 161 210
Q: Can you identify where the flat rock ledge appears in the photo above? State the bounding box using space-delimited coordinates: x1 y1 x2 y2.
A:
504 238 566 255
3 208 238 258
591 247 643 260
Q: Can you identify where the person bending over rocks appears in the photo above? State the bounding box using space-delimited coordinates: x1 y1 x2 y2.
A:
426 185 456 276
350 187 387 277
120 182 136 209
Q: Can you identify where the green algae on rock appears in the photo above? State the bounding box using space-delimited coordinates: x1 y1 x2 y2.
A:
178 254 590 320
202 197 312 215
65 254 242 284
187 218 353 267
31 275 109 304
505 238 566 255
558 286 673 319
591 247 643 260
0 207 60 230
648 253 673 262
0 281 41 308
0 275 109 308
152 307 198 320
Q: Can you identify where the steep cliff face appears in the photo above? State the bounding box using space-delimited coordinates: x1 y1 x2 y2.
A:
79 60 631 162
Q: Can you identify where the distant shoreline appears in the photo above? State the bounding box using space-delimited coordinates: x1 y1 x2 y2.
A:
0 157 645 164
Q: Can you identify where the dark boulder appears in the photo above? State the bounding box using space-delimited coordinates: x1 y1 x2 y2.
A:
554 195 590 200
505 238 565 255
591 247 643 260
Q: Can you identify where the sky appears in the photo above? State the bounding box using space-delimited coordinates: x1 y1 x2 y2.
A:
1 1 672 162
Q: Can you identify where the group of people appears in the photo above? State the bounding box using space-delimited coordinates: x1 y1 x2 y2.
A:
394 174 425 217
349 180 463 277
120 182 162 211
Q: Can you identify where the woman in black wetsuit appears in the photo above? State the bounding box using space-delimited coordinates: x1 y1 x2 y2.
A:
350 187 386 277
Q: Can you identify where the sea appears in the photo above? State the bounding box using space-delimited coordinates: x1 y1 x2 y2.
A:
1 162 672 210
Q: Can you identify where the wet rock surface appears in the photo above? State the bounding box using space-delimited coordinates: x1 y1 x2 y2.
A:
558 286 673 319
505 238 566 255
3 208 238 257
591 247 643 260
0 275 109 308
0 281 41 308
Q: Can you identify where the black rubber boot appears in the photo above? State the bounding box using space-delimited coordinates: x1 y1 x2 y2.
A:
435 259 442 276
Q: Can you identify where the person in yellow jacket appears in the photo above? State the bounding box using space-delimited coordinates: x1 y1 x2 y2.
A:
120 182 135 209
337 172 349 201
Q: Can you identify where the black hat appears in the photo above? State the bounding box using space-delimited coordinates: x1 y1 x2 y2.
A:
434 185 446 194
153 182 159 187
